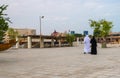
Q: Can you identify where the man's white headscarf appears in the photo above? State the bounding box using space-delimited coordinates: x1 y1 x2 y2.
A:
84 35 90 43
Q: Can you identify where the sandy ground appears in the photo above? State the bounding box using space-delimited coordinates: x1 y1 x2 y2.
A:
0 44 120 78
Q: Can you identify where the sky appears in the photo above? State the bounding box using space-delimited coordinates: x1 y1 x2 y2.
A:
1 0 120 35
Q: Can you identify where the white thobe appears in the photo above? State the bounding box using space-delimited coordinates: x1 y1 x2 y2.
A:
84 35 91 53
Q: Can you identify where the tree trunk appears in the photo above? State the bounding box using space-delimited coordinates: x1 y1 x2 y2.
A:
101 37 107 48
102 42 107 48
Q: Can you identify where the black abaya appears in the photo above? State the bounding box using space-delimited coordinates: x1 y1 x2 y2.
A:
90 36 97 55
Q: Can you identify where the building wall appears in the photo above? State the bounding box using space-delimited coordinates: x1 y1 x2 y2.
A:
15 28 36 36
4 28 36 43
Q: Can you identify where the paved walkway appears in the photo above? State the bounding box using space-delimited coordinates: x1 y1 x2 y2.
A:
0 44 120 78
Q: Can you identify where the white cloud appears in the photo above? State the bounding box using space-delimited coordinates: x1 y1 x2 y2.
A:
82 0 105 10
1 0 120 34
48 16 69 21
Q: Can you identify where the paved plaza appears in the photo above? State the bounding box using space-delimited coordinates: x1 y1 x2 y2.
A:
0 44 120 78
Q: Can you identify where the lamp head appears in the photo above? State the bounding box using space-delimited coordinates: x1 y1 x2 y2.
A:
41 16 44 18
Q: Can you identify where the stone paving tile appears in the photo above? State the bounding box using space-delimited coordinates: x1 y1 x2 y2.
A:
0 44 120 78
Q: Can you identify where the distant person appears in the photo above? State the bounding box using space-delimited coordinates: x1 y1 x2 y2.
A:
84 35 91 54
90 36 97 55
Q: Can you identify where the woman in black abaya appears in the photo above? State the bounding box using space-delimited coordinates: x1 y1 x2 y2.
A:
90 36 97 55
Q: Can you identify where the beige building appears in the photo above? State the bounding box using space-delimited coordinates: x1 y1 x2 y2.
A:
4 28 36 43
15 28 36 36
109 32 120 36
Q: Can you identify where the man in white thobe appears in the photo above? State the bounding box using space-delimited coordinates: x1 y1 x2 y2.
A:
84 35 91 54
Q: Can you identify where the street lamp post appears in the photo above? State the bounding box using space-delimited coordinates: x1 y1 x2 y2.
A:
39 16 44 48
